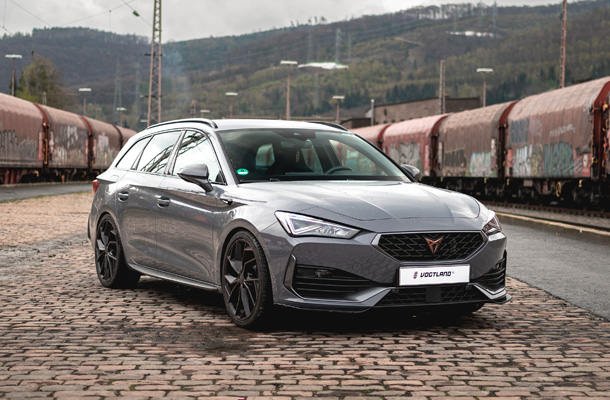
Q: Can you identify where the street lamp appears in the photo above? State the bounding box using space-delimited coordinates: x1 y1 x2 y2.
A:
297 62 349 115
116 107 127 125
332 95 345 123
78 88 92 115
5 54 22 96
476 68 493 107
225 92 238 118
280 60 297 120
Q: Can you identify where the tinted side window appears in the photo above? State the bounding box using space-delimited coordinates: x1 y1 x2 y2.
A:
136 131 181 173
115 137 149 170
173 131 223 183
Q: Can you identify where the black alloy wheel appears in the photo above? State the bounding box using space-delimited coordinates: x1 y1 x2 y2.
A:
222 231 272 328
95 215 140 289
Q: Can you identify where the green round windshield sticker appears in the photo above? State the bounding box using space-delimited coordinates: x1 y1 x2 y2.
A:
237 168 249 175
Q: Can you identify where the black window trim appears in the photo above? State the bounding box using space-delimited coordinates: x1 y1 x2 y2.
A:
132 129 184 175
167 128 228 186
113 135 152 171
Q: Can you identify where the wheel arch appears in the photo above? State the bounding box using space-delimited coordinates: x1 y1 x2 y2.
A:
216 220 274 293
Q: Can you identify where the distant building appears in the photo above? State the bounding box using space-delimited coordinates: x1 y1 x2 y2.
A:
360 96 480 126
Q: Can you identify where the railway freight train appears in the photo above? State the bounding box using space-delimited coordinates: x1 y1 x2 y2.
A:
0 93 136 185
353 76 610 208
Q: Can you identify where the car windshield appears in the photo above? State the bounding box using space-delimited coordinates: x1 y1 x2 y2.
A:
217 128 409 183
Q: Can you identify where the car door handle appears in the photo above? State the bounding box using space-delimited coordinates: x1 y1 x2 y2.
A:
220 197 233 205
156 196 171 207
118 192 129 201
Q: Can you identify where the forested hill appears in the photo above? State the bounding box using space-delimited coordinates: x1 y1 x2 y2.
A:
1 0 609 128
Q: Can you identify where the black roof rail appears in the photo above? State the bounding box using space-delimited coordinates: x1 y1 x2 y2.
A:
308 121 349 131
146 118 218 130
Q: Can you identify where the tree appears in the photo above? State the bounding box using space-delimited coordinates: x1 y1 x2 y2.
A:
16 55 72 109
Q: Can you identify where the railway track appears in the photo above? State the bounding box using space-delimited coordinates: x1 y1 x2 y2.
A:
486 201 610 232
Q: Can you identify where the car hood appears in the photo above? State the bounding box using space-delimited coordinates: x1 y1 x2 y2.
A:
235 181 480 223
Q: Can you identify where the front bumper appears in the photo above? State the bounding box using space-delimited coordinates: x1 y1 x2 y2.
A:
261 224 510 312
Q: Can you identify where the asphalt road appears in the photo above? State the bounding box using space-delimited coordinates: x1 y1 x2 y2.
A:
504 223 610 321
0 183 91 202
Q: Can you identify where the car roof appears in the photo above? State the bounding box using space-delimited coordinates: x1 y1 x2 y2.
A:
145 118 348 133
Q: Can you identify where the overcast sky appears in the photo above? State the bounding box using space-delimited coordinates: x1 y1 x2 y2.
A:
2 0 571 43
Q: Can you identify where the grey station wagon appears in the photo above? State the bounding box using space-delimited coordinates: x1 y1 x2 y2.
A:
88 119 510 328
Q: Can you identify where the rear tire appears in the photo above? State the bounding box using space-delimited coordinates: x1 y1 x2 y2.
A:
221 231 272 328
95 215 140 289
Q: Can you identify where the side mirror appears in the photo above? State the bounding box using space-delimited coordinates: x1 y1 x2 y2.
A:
400 164 422 182
178 164 214 192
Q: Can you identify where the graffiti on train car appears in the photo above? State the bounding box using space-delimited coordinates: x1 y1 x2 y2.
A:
52 125 86 165
511 144 543 177
510 142 586 178
443 148 466 176
387 142 423 171
0 129 37 163
510 118 530 143
544 142 574 177
94 134 118 167
468 152 493 177
510 117 545 144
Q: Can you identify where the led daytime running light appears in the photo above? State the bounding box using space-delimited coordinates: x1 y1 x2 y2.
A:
275 211 359 239
483 211 502 235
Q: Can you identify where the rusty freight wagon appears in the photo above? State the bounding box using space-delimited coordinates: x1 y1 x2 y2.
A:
0 94 44 184
381 114 449 180
351 123 391 149
505 77 610 204
438 101 517 197
0 93 136 184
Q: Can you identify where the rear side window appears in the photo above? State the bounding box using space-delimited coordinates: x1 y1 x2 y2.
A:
136 131 181 173
115 137 149 170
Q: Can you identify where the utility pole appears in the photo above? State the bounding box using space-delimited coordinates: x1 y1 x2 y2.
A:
332 95 344 123
559 0 567 88
113 60 122 124
439 60 446 114
5 54 22 96
280 60 297 120
477 68 493 107
79 88 91 116
334 28 341 64
134 62 141 124
147 0 162 126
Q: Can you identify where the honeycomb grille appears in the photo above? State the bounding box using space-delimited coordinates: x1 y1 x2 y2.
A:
377 232 485 262
292 265 376 299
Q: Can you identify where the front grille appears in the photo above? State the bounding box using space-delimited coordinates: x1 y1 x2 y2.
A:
377 232 485 262
473 258 506 291
292 265 376 299
376 284 486 307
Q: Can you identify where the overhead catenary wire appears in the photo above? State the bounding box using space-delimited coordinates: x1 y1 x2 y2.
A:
60 0 150 28
8 0 50 27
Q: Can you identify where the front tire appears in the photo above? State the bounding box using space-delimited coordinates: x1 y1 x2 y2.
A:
95 214 140 289
221 231 272 328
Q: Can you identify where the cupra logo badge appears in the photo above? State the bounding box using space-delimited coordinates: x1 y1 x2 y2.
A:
425 237 443 254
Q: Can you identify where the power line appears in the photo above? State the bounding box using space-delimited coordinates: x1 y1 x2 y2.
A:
60 0 150 28
8 0 50 27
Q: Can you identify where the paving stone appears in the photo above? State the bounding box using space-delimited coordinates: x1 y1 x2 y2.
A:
1 192 610 399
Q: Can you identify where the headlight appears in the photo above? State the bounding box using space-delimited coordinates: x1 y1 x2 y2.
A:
275 211 360 239
482 211 502 235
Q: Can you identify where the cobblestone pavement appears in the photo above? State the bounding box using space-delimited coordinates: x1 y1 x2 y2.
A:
1 193 609 399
